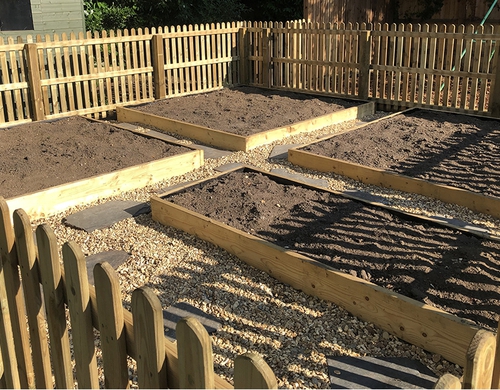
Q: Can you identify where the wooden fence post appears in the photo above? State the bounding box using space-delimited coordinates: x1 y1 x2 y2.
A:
24 43 45 121
63 241 99 389
132 287 168 389
262 28 271 88
491 49 500 117
234 352 277 389
358 30 371 100
490 317 500 389
433 373 461 389
238 27 248 85
13 209 52 389
0 199 33 389
177 317 215 389
463 329 496 389
152 34 166 99
36 224 73 389
94 262 128 389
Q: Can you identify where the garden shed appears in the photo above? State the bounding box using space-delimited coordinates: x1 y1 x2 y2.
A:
0 0 85 41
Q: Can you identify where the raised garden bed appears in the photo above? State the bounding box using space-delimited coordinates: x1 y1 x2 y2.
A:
150 165 500 368
116 86 375 151
1 116 203 219
288 109 500 219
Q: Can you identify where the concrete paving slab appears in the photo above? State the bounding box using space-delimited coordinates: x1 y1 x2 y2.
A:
86 250 130 285
327 356 436 389
64 200 150 232
163 301 222 341
270 168 329 188
268 144 301 159
191 144 233 159
215 162 246 172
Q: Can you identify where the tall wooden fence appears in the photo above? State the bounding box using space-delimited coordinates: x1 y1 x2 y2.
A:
0 197 278 389
1 21 500 129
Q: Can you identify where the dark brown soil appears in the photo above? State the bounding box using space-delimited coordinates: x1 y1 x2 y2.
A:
167 170 500 331
131 86 359 136
302 109 500 198
0 116 190 198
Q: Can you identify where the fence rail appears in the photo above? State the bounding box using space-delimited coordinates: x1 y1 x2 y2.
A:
0 197 278 388
1 21 500 129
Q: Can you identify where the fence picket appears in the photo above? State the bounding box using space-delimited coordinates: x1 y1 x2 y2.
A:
0 199 33 388
94 262 129 389
426 24 438 105
36 224 74 389
177 317 215 389
63 241 99 389
132 287 167 389
433 373 462 388
463 329 496 389
13 209 53 388
234 352 278 389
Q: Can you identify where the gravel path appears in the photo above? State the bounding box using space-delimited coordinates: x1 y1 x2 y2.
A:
28 114 500 388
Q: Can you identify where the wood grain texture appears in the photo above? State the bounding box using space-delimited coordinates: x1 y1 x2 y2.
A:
13 209 52 388
36 224 73 389
234 352 277 389
177 317 214 389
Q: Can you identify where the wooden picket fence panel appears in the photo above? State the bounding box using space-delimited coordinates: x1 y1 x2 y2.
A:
0 21 500 129
0 197 278 389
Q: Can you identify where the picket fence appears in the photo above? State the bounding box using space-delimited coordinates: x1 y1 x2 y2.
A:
0 197 277 389
1 20 500 129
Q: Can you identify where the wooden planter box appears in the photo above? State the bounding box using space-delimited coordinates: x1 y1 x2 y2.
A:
6 121 204 219
288 109 500 219
150 165 486 369
116 100 375 152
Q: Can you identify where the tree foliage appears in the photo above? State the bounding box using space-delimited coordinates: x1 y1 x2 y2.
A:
84 0 303 32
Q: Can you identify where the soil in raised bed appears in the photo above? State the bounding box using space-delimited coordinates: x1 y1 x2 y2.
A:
131 86 359 136
166 170 500 331
0 116 191 198
301 110 500 198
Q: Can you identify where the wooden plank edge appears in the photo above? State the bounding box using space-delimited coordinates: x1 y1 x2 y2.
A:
287 148 500 222
244 101 376 151
150 194 479 368
6 150 203 220
116 106 247 151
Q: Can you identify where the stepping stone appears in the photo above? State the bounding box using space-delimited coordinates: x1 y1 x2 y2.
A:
64 200 150 232
192 144 233 160
429 215 490 235
215 162 245 172
270 168 329 188
342 189 390 205
327 356 437 389
162 302 222 341
85 250 130 285
268 143 301 159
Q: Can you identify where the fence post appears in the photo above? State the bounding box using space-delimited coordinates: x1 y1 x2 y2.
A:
262 28 271 88
63 241 99 389
463 329 496 389
234 352 277 389
132 287 168 389
94 262 129 389
491 317 500 389
36 224 73 389
358 30 371 100
0 199 33 389
177 317 215 389
24 43 46 121
13 209 53 389
433 373 461 388
152 34 166 99
238 27 248 85
491 50 500 117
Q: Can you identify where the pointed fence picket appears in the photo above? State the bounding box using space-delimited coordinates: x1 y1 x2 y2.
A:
0 197 278 388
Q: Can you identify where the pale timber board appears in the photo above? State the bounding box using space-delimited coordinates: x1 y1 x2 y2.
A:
287 108 500 219
150 170 480 368
117 100 374 152
6 150 203 219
